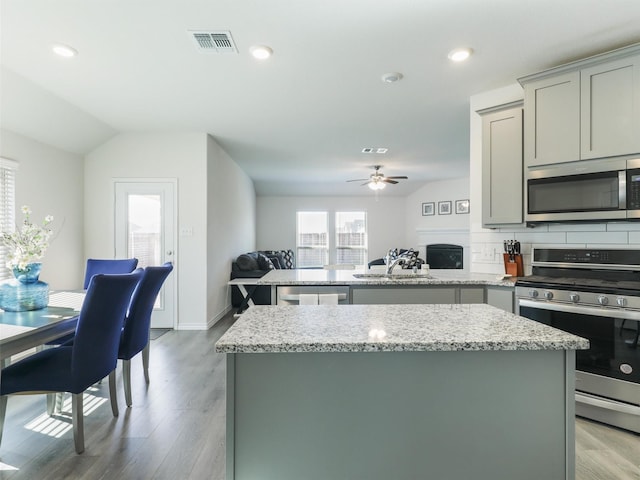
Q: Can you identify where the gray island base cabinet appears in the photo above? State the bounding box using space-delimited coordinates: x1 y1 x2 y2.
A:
217 304 588 480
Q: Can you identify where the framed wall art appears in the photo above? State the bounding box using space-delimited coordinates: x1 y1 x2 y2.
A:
438 201 452 215
455 199 470 214
422 202 435 216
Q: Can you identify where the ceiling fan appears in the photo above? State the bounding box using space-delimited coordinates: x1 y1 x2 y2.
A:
346 165 408 190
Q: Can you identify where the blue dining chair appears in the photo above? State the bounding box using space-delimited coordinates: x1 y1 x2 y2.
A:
83 258 139 289
0 269 143 454
114 262 173 407
44 258 139 350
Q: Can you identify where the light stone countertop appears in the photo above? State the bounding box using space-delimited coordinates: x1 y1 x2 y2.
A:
257 268 517 287
215 304 589 353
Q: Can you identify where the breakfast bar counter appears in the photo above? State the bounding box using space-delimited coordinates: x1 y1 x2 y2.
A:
256 267 516 287
216 304 588 480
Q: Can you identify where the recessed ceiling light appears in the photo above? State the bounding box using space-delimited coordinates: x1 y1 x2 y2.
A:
381 72 403 83
250 45 273 60
52 43 78 58
447 47 473 62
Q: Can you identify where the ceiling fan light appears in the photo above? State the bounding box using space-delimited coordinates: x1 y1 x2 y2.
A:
369 182 385 190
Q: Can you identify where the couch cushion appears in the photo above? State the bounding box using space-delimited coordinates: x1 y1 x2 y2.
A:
236 253 259 271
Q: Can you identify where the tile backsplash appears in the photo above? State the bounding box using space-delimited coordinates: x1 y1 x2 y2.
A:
470 221 640 276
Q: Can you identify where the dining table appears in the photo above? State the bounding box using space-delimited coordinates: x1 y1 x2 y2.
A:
0 291 85 364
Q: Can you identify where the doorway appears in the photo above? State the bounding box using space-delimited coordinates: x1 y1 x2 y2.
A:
114 180 176 328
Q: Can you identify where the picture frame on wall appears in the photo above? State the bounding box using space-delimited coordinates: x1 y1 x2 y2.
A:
438 201 452 215
422 202 435 216
455 199 470 214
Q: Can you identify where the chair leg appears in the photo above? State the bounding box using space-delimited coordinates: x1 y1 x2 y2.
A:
123 360 132 407
142 341 150 384
56 392 64 413
71 393 84 454
108 370 119 417
46 393 56 415
0 395 7 447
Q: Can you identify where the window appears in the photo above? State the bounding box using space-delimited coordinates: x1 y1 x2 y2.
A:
296 212 328 268
335 212 367 265
296 211 368 268
0 158 18 281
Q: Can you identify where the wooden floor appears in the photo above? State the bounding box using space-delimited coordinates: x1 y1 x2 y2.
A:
0 311 638 479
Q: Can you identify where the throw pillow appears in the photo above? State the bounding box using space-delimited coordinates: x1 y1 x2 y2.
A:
402 248 419 269
236 253 259 271
281 249 295 269
265 254 282 269
256 253 276 271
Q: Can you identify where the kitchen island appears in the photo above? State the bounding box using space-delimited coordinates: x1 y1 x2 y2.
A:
258 268 517 310
216 304 588 480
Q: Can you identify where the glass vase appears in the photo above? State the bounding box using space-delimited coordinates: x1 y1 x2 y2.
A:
13 262 42 284
0 263 49 311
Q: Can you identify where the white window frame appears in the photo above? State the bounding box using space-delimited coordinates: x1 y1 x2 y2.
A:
0 158 18 281
296 211 329 268
335 211 368 267
296 210 368 268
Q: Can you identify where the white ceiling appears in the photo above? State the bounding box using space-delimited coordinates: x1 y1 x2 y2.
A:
2 0 640 196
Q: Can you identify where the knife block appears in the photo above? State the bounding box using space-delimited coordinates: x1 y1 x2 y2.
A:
503 253 523 277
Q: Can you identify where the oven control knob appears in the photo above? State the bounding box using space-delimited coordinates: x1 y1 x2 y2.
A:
529 290 539 298
569 293 580 303
616 297 627 307
544 291 554 300
597 296 609 306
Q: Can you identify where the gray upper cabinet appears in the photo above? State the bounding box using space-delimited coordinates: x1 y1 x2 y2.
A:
523 72 580 168
480 104 523 226
520 44 640 168
580 55 640 159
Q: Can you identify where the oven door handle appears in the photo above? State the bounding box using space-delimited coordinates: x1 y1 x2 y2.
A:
576 392 640 416
518 299 640 320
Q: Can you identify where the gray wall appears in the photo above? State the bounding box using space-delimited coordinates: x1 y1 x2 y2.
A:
256 195 408 265
0 128 85 290
85 132 256 329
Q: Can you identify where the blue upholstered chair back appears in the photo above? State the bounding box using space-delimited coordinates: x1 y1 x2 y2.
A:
83 258 139 289
72 270 143 390
119 263 173 360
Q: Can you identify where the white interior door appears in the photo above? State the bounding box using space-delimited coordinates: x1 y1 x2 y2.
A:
115 181 176 329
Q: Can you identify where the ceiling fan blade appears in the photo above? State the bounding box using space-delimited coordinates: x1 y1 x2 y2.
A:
382 179 398 184
384 176 408 180
361 180 372 186
346 178 369 182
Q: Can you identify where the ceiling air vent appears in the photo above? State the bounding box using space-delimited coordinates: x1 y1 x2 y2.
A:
189 30 238 54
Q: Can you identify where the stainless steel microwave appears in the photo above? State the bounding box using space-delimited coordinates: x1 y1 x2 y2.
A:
526 157 640 224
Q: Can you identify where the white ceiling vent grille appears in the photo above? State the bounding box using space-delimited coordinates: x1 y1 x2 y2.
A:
189 30 238 54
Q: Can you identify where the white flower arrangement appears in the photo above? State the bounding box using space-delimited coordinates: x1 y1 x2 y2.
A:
1 205 54 271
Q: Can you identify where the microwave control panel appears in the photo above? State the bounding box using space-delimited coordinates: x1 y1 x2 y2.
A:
628 169 640 209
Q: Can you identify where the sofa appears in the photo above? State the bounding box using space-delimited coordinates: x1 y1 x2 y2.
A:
367 248 425 269
230 249 295 308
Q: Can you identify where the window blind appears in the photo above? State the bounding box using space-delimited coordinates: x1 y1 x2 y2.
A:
0 158 18 281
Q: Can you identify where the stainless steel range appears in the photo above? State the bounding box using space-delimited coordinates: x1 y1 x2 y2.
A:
516 248 640 433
